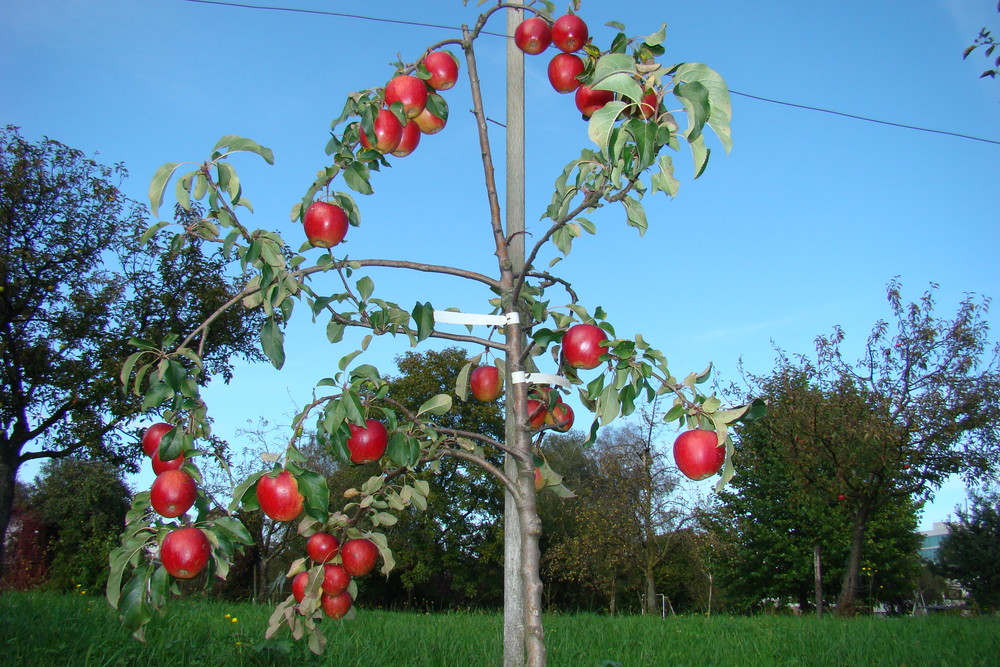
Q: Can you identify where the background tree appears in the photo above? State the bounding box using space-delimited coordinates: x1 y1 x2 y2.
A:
933 488 1000 612
0 126 263 574
22 456 132 591
725 279 999 614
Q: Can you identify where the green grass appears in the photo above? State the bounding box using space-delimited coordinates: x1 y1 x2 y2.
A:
1 591 996 666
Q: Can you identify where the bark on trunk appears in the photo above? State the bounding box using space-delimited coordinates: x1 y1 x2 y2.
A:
836 502 872 616
644 571 657 616
0 446 21 582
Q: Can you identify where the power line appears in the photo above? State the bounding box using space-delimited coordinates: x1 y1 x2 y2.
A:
181 0 1000 147
729 90 1000 146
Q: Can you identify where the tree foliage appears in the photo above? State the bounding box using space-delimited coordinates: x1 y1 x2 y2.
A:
963 3 1000 79
934 489 1000 612
0 126 263 575
724 279 999 614
20 456 133 591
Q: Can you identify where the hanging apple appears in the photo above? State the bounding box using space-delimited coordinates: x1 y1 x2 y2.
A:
562 323 609 370
306 532 340 564
346 419 388 464
470 365 503 401
358 108 403 154
321 591 353 619
384 75 428 119
303 201 348 249
340 538 379 577
256 470 305 522
551 14 589 53
141 422 174 457
160 527 211 579
150 469 197 518
672 429 726 480
514 16 552 55
422 50 460 91
547 52 585 93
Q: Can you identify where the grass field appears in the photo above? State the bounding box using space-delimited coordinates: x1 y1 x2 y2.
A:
1 591 996 666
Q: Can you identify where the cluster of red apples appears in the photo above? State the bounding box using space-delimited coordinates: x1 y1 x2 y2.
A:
288 532 380 620
142 423 212 580
302 50 461 250
515 13 658 120
253 419 389 620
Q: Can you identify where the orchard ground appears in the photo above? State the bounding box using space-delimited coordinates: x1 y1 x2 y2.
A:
2 591 996 666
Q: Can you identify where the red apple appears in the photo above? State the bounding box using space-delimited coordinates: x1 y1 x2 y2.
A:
672 429 726 481
547 52 585 93
391 120 421 158
514 16 552 55
256 470 304 522
534 467 545 492
307 532 340 564
321 591 353 619
526 399 548 429
151 469 197 518
551 14 589 53
413 100 448 134
151 448 185 476
575 85 615 118
341 538 379 577
321 563 350 596
631 89 659 119
470 365 503 401
359 108 403 154
141 422 173 457
384 75 428 119
346 419 388 465
837 494 847 502
562 323 609 370
160 527 211 579
546 401 575 432
422 50 459 91
291 571 309 603
303 201 348 249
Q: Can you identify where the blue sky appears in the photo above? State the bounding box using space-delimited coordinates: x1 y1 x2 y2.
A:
3 0 998 530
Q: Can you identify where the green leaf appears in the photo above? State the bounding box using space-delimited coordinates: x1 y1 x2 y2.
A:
229 470 267 512
411 302 434 342
671 63 733 153
211 516 254 545
455 361 473 402
651 154 680 197
674 80 711 143
357 276 374 302
120 565 153 632
148 162 183 218
663 403 685 423
344 162 374 195
417 393 452 417
587 101 628 152
213 135 275 164
644 23 667 47
622 196 648 236
689 134 711 179
296 469 330 523
138 220 171 246
260 319 285 370
141 381 173 411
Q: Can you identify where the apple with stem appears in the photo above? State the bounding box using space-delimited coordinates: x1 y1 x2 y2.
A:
141 422 173 457
526 399 548 429
551 14 589 53
514 16 552 55
672 429 726 480
341 538 379 577
359 109 403 154
391 120 421 158
321 591 353 619
562 323 609 370
151 449 185 476
306 532 340 564
384 74 428 119
346 419 388 464
256 470 304 522
422 50 459 91
321 563 350 596
575 85 615 118
631 89 659 119
546 401 575 432
303 201 348 248
160 527 211 579
413 100 447 134
470 365 503 401
151 469 197 518
547 53 585 93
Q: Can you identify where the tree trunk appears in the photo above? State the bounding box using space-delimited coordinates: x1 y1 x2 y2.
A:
0 441 22 582
814 542 824 618
836 501 872 616
644 570 657 615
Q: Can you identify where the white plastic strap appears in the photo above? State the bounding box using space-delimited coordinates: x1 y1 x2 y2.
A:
510 372 572 389
432 310 520 326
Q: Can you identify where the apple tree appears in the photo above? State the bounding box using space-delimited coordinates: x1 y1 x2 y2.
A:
105 3 757 664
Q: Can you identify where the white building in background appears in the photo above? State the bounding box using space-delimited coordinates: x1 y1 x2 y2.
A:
919 522 950 562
